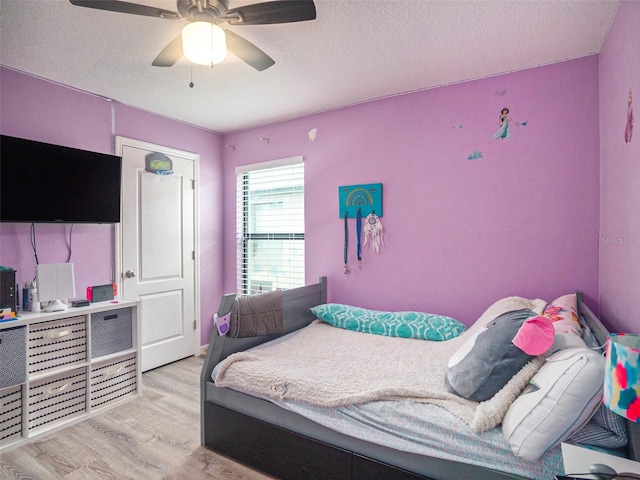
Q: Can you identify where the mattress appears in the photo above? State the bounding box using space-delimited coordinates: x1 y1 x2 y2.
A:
210 330 564 480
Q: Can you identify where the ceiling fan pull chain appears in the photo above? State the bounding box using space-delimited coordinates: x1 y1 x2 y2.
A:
189 64 194 88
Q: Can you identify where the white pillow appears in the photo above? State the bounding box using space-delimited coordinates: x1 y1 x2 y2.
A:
502 347 604 462
547 332 588 356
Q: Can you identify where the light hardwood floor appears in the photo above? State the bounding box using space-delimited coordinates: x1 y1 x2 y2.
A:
0 356 274 480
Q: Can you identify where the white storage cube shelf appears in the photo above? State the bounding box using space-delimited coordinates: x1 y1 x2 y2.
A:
0 300 139 452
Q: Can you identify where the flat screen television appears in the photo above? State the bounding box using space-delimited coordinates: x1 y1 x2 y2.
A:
1 135 122 223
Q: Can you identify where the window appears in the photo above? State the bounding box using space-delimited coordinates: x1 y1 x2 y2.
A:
236 157 304 295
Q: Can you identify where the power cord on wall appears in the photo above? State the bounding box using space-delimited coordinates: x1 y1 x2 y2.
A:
29 222 75 277
66 224 74 263
29 223 39 272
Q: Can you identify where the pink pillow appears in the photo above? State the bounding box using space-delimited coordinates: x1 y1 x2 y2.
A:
512 315 555 355
542 294 581 336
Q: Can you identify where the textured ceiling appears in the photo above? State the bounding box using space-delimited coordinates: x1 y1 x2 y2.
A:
0 0 620 134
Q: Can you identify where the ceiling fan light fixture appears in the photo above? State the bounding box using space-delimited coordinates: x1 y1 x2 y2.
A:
182 21 227 66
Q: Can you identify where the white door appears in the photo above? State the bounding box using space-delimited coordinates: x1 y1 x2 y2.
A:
116 137 199 372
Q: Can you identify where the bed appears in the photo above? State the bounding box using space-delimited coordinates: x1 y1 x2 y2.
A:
200 277 640 479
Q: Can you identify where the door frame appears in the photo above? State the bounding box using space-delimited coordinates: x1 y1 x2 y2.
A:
114 135 201 360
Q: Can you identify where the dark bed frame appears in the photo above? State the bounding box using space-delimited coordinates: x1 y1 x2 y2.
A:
200 278 639 480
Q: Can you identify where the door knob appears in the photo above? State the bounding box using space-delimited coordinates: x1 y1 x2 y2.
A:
125 270 136 278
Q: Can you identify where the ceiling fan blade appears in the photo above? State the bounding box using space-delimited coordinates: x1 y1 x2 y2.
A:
68 0 180 19
224 1 316 25
152 34 183 67
225 30 275 71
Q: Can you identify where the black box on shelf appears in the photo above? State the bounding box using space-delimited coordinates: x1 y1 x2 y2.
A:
0 269 17 314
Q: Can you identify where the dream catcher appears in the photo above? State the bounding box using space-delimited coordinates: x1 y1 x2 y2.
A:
363 212 384 253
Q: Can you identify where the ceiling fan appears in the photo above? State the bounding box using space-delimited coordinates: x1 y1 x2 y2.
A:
68 0 317 71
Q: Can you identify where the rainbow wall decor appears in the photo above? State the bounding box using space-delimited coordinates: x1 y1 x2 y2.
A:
338 183 383 218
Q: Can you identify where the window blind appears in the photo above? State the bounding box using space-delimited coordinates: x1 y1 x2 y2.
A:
236 160 304 295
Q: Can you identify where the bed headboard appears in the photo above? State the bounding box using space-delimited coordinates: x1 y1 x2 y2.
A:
199 276 327 443
204 276 326 366
201 276 327 377
576 291 640 461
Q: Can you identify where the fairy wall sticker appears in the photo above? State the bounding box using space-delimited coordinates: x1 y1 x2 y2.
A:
493 107 512 139
459 96 531 160
491 106 528 140
625 89 634 144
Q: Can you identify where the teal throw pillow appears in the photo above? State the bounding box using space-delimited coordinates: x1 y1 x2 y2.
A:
311 303 466 341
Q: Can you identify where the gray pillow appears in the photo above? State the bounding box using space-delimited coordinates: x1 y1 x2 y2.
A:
445 309 539 402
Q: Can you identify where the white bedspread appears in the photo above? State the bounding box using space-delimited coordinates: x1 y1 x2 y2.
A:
214 296 546 432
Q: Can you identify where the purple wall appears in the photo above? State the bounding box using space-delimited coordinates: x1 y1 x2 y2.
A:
599 0 640 334
0 67 224 345
222 56 601 325
2 37 622 339
1 68 116 300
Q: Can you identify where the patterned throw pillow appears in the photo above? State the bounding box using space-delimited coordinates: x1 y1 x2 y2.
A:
310 303 466 341
542 293 582 336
